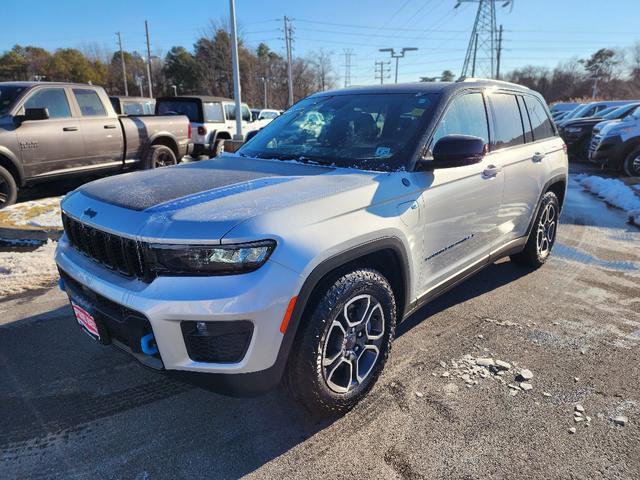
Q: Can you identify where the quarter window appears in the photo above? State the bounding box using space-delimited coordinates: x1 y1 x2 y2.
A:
488 93 525 150
203 102 224 122
523 96 555 140
224 104 236 121
73 89 107 117
431 93 489 148
24 88 71 119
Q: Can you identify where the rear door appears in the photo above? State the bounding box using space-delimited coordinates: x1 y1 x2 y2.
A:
491 92 553 244
71 88 123 166
16 86 84 177
418 91 504 294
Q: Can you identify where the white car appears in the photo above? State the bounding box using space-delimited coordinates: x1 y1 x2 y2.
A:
56 79 567 415
155 96 262 157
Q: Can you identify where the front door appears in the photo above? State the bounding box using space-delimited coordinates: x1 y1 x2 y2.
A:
16 87 85 177
417 91 504 295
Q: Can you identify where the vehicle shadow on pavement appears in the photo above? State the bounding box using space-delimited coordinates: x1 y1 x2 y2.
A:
0 304 334 479
397 259 531 338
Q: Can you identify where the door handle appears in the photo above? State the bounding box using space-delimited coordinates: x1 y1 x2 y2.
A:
532 152 546 163
62 126 78 132
104 124 117 129
482 164 502 179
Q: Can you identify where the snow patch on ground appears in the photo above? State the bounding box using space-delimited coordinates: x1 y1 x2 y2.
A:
0 240 58 296
0 197 62 229
577 175 640 226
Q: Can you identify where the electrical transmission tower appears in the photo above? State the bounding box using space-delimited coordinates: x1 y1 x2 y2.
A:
456 0 513 79
374 60 391 84
343 49 354 87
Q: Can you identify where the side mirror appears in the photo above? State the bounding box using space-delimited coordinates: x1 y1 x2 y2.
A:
24 107 50 121
423 134 486 170
244 129 261 142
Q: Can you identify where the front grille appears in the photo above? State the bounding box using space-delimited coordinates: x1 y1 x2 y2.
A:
180 321 253 364
62 213 150 281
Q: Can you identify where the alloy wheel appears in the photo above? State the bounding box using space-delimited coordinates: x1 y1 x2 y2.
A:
0 177 9 207
536 202 557 258
154 151 175 168
321 294 385 394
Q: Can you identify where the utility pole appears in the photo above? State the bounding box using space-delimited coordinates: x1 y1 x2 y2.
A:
590 75 600 98
145 20 153 98
379 47 418 84
496 24 503 79
343 49 353 87
456 0 514 79
284 16 294 107
116 32 128 96
374 60 390 85
260 75 269 108
229 0 243 140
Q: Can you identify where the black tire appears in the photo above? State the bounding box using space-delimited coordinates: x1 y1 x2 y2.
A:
212 139 225 157
510 191 560 268
0 165 18 209
623 147 640 177
285 268 397 416
142 145 177 170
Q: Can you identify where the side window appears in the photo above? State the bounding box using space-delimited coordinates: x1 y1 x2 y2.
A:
203 102 224 122
241 105 251 122
24 88 71 119
488 93 525 150
517 96 533 143
73 89 107 117
431 92 489 148
122 102 144 115
224 104 236 121
523 96 555 141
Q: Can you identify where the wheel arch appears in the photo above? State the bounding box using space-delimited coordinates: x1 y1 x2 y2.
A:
145 133 180 159
0 147 24 186
525 174 567 238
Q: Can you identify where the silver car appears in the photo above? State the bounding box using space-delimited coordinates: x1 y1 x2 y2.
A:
55 79 568 415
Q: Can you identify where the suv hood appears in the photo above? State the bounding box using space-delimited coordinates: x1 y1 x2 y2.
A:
66 155 381 242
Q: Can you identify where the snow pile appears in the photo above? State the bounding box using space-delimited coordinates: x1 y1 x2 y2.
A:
0 197 62 229
0 240 58 296
578 175 640 226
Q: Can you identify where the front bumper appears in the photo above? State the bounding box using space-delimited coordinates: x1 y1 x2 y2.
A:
55 236 301 393
588 134 624 166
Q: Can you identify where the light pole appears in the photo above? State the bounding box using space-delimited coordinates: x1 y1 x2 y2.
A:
229 0 243 140
171 85 178 96
379 47 418 83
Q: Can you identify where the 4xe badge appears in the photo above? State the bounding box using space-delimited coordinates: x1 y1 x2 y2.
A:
72 302 100 340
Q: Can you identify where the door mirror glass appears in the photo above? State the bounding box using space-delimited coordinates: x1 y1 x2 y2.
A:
426 134 486 169
24 107 50 121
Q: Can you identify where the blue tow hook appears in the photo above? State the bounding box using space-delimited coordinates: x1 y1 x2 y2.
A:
58 277 66 292
140 333 158 355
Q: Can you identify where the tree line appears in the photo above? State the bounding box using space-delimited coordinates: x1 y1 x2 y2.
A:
1 27 639 107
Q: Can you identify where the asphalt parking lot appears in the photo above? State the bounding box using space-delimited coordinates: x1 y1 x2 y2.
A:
1 170 639 479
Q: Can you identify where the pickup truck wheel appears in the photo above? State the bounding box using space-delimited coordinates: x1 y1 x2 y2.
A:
285 268 396 416
510 191 560 268
0 166 18 209
143 145 177 169
623 148 640 177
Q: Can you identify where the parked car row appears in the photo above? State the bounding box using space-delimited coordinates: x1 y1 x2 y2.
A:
553 99 640 176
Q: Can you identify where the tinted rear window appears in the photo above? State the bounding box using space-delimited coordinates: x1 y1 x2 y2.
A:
523 96 555 140
488 93 525 150
157 100 201 122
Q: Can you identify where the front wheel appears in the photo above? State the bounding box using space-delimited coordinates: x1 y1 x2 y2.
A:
510 191 560 268
623 147 640 177
285 269 397 416
0 165 18 209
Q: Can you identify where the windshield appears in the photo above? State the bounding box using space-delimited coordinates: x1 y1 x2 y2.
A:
565 104 589 120
238 93 437 171
604 104 639 120
0 86 27 115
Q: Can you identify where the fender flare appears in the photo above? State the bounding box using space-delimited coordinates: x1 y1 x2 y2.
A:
0 146 25 186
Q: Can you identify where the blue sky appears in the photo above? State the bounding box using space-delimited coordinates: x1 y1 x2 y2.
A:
2 0 639 84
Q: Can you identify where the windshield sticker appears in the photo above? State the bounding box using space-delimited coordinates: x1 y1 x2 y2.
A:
375 146 392 157
410 108 426 116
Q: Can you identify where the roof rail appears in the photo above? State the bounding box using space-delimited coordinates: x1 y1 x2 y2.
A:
456 76 530 89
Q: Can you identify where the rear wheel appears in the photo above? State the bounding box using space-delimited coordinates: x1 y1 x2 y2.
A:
510 191 560 268
0 165 18 209
623 147 640 177
143 145 177 169
285 268 396 416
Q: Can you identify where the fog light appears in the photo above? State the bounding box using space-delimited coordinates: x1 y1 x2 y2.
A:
196 321 207 334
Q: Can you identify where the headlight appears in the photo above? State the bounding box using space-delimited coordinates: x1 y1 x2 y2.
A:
146 240 276 275
564 127 583 134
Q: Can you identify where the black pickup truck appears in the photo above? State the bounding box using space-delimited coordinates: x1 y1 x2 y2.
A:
0 82 192 208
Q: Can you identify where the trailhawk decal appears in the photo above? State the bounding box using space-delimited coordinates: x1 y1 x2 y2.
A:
425 234 475 261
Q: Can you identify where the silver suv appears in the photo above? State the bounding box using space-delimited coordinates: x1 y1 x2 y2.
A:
55 79 567 415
